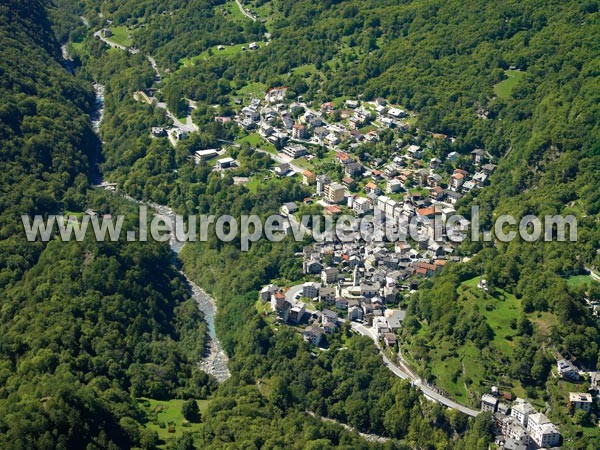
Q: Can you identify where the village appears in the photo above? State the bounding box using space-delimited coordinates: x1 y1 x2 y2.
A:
234 90 600 449
240 88 496 343
128 69 598 447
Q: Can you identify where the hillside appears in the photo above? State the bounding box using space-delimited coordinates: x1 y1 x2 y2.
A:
63 0 598 447
1 0 599 448
0 1 215 448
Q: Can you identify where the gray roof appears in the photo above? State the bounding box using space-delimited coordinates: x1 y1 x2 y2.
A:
386 310 406 328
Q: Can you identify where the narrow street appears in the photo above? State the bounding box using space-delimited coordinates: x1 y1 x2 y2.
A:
235 0 257 21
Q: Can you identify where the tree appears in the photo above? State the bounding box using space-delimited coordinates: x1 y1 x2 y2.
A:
181 400 201 423
573 408 591 426
172 433 195 450
517 317 533 336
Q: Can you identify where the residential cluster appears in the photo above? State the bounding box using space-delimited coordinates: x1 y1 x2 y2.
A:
260 264 407 348
231 91 498 280
482 393 562 449
485 366 599 450
245 92 598 442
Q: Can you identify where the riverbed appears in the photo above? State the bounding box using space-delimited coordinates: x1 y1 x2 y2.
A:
88 78 230 382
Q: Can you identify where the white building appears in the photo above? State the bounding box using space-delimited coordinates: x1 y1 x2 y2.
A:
325 133 340 145
481 394 498 412
353 197 373 215
557 359 579 380
302 282 320 299
386 178 403 193
348 305 363 321
569 392 593 413
282 143 308 158
194 149 218 163
510 399 537 427
406 145 422 158
526 413 561 448
387 107 405 118
216 157 235 169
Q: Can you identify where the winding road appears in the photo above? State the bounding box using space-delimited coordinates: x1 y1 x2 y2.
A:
286 283 479 417
351 322 479 417
93 27 198 135
88 13 478 409
235 0 257 21
93 29 128 51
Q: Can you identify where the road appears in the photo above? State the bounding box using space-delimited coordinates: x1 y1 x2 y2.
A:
285 284 304 303
155 101 198 133
350 322 479 417
93 29 198 134
144 55 198 133
235 0 257 21
285 284 480 417
585 266 600 282
286 281 479 416
147 56 160 80
254 148 304 174
93 29 128 51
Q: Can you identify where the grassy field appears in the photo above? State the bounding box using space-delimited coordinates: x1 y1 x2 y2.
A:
139 398 209 446
244 175 266 194
105 26 133 47
407 276 529 404
292 64 318 76
411 277 569 405
69 41 84 53
235 81 268 99
237 133 277 154
566 274 595 288
181 42 260 66
216 0 248 22
292 149 336 172
494 69 525 99
332 95 352 108
460 276 521 355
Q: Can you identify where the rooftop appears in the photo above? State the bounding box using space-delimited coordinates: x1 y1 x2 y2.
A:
569 392 592 403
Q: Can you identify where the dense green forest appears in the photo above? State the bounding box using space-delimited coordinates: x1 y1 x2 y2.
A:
0 1 216 448
1 0 599 448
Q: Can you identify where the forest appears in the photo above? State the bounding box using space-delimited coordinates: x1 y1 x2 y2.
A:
0 1 215 448
1 0 599 448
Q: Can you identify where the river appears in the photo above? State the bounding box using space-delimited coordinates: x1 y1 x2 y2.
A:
142 201 231 382
86 73 230 382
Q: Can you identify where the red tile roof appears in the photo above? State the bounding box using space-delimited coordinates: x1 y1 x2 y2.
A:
416 207 437 217
324 205 342 215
